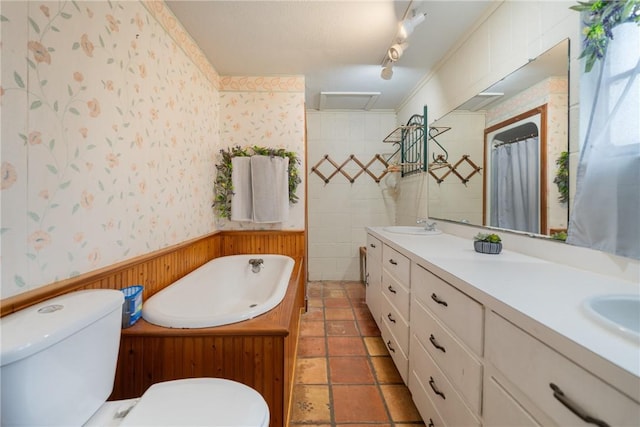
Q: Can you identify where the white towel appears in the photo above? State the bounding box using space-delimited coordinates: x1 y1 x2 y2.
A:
230 157 253 221
251 155 290 223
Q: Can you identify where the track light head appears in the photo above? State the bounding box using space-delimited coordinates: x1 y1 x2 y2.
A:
387 42 409 62
381 64 393 80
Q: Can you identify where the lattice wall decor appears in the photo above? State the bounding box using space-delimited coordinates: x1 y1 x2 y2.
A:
310 154 390 183
428 155 482 185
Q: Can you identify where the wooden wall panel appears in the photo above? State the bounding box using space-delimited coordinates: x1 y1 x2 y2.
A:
220 230 305 258
113 335 288 427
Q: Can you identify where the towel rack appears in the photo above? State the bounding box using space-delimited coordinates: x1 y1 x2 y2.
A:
310 154 389 183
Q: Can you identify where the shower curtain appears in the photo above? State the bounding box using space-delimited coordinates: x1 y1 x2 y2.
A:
490 137 539 234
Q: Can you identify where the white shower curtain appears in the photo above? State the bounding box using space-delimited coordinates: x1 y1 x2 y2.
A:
568 23 640 259
490 137 539 234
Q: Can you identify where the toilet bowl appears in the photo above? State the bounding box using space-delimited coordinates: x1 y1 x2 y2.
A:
0 290 269 426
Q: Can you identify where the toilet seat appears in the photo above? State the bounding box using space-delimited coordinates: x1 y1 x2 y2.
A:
87 378 269 426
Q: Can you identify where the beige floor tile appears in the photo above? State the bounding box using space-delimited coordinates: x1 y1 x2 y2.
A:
364 336 388 356
380 384 423 422
371 356 404 384
295 357 328 384
290 385 331 423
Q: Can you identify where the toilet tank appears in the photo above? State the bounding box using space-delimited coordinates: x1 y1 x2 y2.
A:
1 289 124 426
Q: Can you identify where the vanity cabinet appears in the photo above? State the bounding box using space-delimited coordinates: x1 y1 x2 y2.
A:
365 234 382 327
365 228 640 427
409 263 483 427
484 310 640 427
380 244 411 382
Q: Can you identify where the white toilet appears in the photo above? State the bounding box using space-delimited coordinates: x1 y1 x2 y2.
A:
0 289 270 426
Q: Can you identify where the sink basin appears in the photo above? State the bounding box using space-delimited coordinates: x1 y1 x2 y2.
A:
382 226 442 236
583 294 640 342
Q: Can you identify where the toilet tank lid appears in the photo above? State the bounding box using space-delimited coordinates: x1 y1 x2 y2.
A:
0 290 124 366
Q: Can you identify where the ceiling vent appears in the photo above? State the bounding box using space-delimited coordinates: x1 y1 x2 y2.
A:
319 92 381 111
457 92 504 112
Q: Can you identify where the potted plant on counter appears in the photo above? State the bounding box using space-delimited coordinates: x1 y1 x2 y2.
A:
474 232 502 254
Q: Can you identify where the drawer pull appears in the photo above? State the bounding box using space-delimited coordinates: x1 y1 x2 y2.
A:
428 376 446 400
429 334 446 353
386 340 396 353
428 419 435 427
387 285 397 294
431 293 448 307
365 272 369 286
370 243 376 248
388 259 398 265
550 383 610 427
387 313 396 323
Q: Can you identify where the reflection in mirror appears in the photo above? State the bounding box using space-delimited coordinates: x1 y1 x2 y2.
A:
428 39 569 238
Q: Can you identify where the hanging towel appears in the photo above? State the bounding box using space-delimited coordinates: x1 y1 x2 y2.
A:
230 157 253 221
251 155 290 223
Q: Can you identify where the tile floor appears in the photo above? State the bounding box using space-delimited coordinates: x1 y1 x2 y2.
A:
289 281 425 426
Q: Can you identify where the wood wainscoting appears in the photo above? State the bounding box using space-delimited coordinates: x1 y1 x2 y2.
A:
0 230 306 427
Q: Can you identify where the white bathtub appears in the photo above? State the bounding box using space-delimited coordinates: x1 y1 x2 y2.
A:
142 254 295 328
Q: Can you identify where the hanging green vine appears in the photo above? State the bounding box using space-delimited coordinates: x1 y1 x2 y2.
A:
571 0 640 72
553 151 570 204
212 146 301 219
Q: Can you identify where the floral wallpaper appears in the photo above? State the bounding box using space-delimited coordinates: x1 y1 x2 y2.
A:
217 81 306 231
1 1 307 299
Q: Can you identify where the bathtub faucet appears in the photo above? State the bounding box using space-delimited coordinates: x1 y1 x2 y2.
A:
248 258 264 273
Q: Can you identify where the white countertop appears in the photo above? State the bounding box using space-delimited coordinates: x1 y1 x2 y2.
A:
367 227 640 401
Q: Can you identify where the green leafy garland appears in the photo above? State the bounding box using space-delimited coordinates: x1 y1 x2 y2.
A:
553 151 570 204
212 146 301 219
571 0 640 72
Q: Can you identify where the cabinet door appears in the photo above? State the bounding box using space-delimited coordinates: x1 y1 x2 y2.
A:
365 234 382 326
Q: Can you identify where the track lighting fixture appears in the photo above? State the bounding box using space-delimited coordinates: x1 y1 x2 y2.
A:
379 10 426 80
398 12 426 40
387 42 409 62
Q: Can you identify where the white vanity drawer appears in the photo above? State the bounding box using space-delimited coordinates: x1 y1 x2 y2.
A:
409 370 447 427
409 334 480 427
366 234 382 261
411 298 482 414
380 318 408 383
381 269 410 320
486 311 640 427
382 244 410 286
483 374 542 427
412 263 483 355
381 293 409 353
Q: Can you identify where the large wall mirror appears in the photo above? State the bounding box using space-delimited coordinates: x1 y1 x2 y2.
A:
428 39 569 238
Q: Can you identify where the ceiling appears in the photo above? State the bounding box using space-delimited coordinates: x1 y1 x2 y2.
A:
165 0 494 111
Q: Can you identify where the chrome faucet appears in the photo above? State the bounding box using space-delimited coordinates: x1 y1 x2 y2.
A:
248 258 264 273
416 218 437 231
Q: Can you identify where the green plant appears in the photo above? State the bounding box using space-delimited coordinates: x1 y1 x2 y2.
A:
474 232 501 243
553 151 570 204
212 145 301 219
551 231 568 241
571 0 640 72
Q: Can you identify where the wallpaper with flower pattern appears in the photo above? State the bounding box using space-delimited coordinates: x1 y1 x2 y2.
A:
0 1 304 298
217 85 306 231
